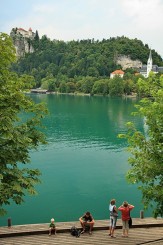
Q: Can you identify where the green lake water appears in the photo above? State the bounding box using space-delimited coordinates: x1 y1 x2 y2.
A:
0 94 150 226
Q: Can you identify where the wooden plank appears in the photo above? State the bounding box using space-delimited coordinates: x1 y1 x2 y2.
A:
0 227 163 245
0 218 162 238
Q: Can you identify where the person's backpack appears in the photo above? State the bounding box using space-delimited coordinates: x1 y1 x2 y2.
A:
128 210 132 228
110 205 118 217
128 217 132 228
70 226 80 237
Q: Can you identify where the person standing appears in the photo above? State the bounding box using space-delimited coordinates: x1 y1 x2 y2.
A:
109 199 118 238
118 201 134 237
79 211 95 235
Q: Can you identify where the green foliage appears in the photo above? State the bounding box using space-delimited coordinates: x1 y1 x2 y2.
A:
92 79 109 95
11 36 163 94
109 76 124 96
123 79 134 95
10 34 163 96
34 30 39 42
0 33 48 215
59 82 67 93
119 74 163 217
80 76 96 94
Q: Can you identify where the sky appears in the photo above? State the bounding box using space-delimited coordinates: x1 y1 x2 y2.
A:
1 0 163 58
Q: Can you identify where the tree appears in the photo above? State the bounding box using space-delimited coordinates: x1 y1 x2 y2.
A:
66 82 76 93
35 30 39 41
0 33 48 216
119 73 163 217
92 79 109 95
59 82 67 93
109 76 124 96
80 77 96 94
123 79 134 95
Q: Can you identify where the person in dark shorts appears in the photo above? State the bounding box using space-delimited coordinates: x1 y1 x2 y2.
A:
79 211 95 235
49 218 56 235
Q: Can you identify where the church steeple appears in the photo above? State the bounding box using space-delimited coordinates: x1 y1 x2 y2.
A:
147 49 152 77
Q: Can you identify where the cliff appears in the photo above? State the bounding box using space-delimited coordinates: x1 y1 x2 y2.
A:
10 27 35 58
116 55 142 70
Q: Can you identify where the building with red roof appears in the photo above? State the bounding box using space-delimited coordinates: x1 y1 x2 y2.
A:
110 69 125 79
16 27 34 38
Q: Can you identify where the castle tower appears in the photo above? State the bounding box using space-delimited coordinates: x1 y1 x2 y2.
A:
28 27 32 37
147 49 152 77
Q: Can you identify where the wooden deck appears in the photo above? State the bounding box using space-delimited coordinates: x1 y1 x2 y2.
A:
0 218 162 245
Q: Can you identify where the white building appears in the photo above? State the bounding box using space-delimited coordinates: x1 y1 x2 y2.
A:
110 69 124 79
140 50 163 78
16 27 35 39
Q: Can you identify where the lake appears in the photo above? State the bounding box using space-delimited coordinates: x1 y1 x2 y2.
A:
0 94 150 226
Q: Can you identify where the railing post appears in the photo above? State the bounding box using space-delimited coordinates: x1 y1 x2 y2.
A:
8 217 12 228
140 210 144 219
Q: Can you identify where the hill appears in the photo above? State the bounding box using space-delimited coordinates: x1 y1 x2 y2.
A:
11 33 163 94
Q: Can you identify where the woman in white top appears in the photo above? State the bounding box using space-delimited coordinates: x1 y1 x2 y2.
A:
109 199 118 238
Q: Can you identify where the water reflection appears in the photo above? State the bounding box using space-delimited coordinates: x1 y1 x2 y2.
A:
32 94 143 149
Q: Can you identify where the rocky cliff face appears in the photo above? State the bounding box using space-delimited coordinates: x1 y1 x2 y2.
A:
116 55 142 70
10 28 35 58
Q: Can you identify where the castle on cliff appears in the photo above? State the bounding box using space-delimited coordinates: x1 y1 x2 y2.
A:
15 27 35 39
10 27 36 57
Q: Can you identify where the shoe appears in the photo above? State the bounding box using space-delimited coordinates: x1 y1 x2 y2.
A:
49 233 51 236
89 231 92 235
111 235 116 238
109 233 111 236
80 230 85 234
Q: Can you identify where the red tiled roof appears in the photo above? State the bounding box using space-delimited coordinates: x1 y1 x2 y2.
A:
111 70 124 74
18 28 27 32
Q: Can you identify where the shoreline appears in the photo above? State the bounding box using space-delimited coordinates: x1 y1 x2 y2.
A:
30 90 138 98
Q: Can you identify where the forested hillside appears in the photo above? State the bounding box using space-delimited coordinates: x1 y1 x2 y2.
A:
12 35 163 95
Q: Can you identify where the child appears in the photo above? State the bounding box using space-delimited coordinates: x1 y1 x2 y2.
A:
49 218 56 236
